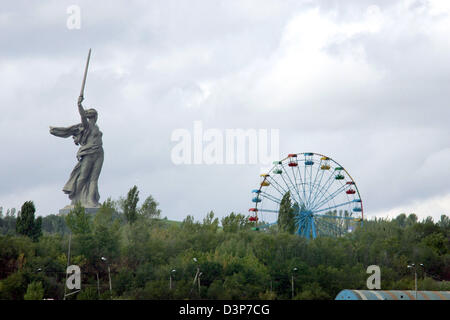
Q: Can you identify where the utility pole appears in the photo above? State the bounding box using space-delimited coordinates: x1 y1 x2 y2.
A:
408 263 424 300
189 257 204 298
64 233 72 300
198 272 203 296
96 272 100 298
101 257 113 299
291 267 298 299
170 269 176 290
108 265 112 299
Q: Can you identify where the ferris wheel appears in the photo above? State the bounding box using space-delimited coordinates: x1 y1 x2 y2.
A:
249 152 363 239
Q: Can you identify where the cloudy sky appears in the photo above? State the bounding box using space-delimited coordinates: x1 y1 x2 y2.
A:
1 0 450 222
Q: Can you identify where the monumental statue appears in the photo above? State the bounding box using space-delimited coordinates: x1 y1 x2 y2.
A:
49 49 104 213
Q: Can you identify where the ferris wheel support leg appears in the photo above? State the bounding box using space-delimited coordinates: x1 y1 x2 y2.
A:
311 218 317 239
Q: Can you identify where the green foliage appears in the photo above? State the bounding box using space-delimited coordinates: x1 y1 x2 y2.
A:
0 271 29 300
41 214 70 234
123 185 139 224
65 203 91 235
77 287 98 300
24 281 44 300
294 282 330 300
0 214 17 235
1 190 449 300
221 212 250 233
139 195 161 219
278 192 296 234
16 201 42 241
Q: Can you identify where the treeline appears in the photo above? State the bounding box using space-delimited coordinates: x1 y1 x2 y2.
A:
0 186 449 300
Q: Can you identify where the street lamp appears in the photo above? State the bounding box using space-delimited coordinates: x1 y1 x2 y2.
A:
191 257 201 297
170 269 176 290
101 257 112 299
198 272 203 296
407 263 424 300
291 267 298 299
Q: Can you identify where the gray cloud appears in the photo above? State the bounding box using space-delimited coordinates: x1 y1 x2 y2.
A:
1 0 450 222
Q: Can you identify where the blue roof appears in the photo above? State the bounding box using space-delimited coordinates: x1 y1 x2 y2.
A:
336 289 450 300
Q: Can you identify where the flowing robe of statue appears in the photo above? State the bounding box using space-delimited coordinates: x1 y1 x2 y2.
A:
50 100 104 208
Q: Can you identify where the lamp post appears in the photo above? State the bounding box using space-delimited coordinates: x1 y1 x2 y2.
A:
193 258 199 281
170 269 176 290
407 263 424 300
101 257 112 299
96 272 100 298
191 257 201 297
291 267 298 299
198 272 203 296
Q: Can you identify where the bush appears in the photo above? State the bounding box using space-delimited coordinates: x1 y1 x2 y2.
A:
24 281 44 300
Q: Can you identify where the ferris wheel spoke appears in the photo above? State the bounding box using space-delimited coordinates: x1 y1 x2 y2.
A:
309 172 342 210
277 168 298 200
267 176 288 197
290 161 298 186
314 213 358 220
294 160 307 204
315 218 342 236
308 168 336 208
294 213 307 224
307 160 314 206
308 168 326 209
307 159 322 207
296 218 308 237
312 200 355 214
259 192 281 204
289 166 305 205
279 163 303 204
311 183 348 212
258 208 280 214
303 157 308 205
294 212 317 239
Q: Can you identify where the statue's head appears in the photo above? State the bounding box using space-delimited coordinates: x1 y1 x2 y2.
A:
85 108 98 123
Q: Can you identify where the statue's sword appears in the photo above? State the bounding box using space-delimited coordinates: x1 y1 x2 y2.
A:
79 48 91 98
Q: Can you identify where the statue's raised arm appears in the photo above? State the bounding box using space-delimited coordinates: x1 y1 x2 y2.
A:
78 96 89 129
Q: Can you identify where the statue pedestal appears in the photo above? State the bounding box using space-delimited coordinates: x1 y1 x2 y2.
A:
59 205 100 215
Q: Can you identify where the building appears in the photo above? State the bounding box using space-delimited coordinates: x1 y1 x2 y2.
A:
335 289 450 300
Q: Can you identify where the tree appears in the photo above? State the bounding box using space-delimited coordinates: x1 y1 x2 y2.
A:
202 211 219 233
93 201 120 261
295 282 331 300
41 214 70 234
16 201 42 241
139 195 161 220
0 271 28 300
77 287 98 300
221 212 250 233
394 213 407 228
406 213 418 226
65 202 91 235
24 281 44 300
123 186 139 224
278 192 296 233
